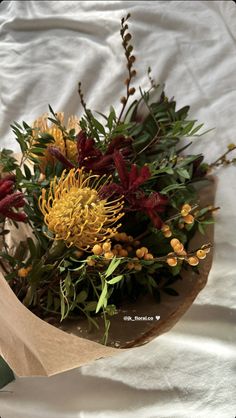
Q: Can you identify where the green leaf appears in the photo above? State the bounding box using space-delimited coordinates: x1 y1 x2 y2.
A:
84 301 98 312
92 118 106 135
201 219 215 225
47 290 53 309
0 357 15 389
198 223 205 235
107 106 116 130
76 290 88 304
104 257 121 278
96 281 108 313
23 163 32 179
27 237 37 258
48 104 57 117
161 183 185 194
190 123 204 135
106 275 123 285
30 147 46 155
176 168 190 179
60 294 66 320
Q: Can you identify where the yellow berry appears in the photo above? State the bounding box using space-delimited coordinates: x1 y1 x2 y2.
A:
170 238 180 248
161 224 170 232
114 233 121 241
179 223 185 229
74 250 84 258
18 266 31 278
181 203 191 216
92 244 103 255
141 247 148 255
87 258 96 266
187 256 199 266
144 253 154 260
177 249 187 256
104 251 114 259
173 243 184 254
134 263 142 271
136 248 144 258
166 257 177 267
114 244 122 250
119 232 128 241
183 214 194 224
203 247 211 254
102 242 111 252
127 262 135 270
119 249 128 257
164 230 172 238
196 249 206 259
136 248 147 258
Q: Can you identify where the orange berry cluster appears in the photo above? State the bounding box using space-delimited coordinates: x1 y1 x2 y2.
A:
161 224 172 238
127 246 154 272
18 265 32 278
162 203 195 236
166 238 210 267
180 203 194 225
87 232 155 273
86 233 141 267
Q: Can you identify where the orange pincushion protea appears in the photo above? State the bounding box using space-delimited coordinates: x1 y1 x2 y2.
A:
39 168 124 250
33 112 80 171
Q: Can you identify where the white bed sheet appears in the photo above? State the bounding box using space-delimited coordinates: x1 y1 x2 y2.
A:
0 1 235 417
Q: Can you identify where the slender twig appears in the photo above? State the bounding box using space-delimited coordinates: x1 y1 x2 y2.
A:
209 145 236 169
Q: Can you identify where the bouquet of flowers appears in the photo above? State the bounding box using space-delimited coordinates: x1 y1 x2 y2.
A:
0 15 234 354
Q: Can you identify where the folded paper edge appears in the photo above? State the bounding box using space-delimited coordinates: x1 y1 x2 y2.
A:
0 272 121 377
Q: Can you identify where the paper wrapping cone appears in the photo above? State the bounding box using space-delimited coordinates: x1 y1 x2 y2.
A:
0 177 216 377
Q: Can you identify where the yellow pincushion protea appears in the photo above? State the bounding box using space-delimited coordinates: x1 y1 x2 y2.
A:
39 168 124 250
33 112 80 170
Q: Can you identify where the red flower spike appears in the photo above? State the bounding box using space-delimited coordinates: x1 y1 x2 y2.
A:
129 164 138 187
145 208 163 229
113 150 129 188
113 150 151 192
0 192 25 212
131 165 150 190
140 192 168 210
105 135 132 155
85 155 114 173
76 131 133 175
2 210 28 222
0 177 27 223
0 180 15 199
76 131 103 170
0 174 16 185
48 147 75 169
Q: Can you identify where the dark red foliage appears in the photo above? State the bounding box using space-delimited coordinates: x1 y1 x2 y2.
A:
48 147 75 169
0 175 27 222
100 150 168 228
76 131 132 174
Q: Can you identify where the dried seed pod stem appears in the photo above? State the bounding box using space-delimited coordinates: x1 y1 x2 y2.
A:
118 14 136 123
